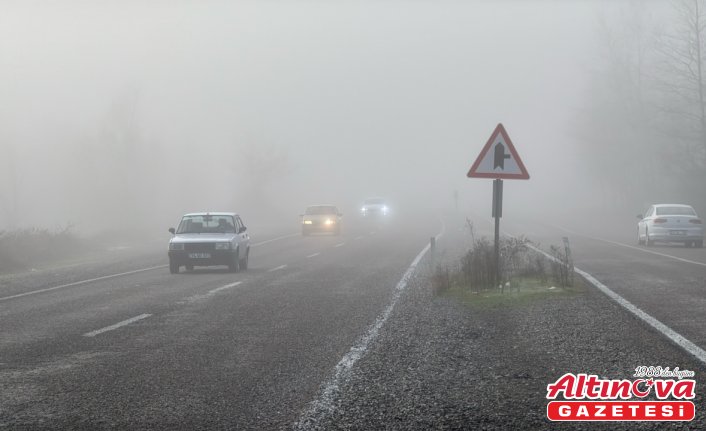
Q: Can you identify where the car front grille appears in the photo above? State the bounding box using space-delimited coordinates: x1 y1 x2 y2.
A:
184 243 215 252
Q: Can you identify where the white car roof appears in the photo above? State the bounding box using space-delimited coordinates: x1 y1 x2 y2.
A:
652 204 693 208
183 212 238 217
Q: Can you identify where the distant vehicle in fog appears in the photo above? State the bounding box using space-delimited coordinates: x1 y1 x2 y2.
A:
637 204 703 248
360 197 390 218
301 205 342 236
168 212 250 273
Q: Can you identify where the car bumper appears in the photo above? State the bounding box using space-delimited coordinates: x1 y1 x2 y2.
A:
648 227 703 242
168 250 237 266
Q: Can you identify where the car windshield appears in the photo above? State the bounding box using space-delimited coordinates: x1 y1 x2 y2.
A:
655 207 696 216
364 199 385 205
176 215 236 234
305 206 337 215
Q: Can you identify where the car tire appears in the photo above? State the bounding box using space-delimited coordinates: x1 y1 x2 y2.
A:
240 248 249 271
637 229 644 245
228 249 240 273
696 240 704 248
645 230 653 246
185 264 194 271
685 241 693 248
169 260 179 274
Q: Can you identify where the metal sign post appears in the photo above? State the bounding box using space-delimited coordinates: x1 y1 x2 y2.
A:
467 124 529 292
492 179 503 290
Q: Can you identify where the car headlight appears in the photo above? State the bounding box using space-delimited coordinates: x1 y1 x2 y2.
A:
325 219 335 225
303 220 313 225
214 242 231 250
169 242 184 251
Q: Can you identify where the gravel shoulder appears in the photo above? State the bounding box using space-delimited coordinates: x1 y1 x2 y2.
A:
303 232 706 430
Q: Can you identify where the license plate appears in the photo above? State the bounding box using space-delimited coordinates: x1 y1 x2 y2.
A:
670 230 686 236
189 253 211 258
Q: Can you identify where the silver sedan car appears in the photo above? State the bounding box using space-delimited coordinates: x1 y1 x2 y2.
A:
637 204 703 248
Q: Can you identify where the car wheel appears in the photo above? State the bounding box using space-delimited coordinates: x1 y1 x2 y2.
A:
240 248 249 271
228 249 240 273
696 240 704 248
185 264 194 271
169 260 179 274
685 241 693 248
645 229 653 246
637 228 644 245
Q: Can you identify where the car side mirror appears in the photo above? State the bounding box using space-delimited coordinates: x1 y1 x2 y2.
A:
239 226 247 233
636 214 643 220
169 227 176 235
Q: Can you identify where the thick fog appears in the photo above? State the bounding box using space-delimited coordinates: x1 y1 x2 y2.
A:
0 1 691 237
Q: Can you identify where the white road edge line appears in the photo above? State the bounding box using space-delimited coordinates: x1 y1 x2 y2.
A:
83 313 152 337
552 225 706 268
251 233 299 247
295 222 446 429
306 253 320 258
0 233 298 303
527 243 706 366
334 243 345 248
0 265 167 303
268 264 288 272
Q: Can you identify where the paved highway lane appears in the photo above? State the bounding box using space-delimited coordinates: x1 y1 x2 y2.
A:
0 215 439 429
493 214 706 364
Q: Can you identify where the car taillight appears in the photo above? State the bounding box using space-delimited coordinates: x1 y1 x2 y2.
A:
690 219 702 224
653 218 668 223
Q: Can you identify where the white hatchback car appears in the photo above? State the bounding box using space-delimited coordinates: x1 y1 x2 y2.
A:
168 212 250 273
637 204 703 248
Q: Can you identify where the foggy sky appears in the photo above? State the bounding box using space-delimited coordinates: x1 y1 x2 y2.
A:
0 1 624 232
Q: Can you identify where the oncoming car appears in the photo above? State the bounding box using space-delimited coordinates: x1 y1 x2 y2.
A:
637 204 703 248
301 205 342 235
168 212 250 273
360 197 390 217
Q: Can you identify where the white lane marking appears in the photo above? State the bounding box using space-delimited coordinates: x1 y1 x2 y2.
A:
527 243 706 366
295 222 446 429
251 233 299 247
268 264 288 272
552 225 706 268
354 236 364 241
306 253 320 258
83 313 152 337
178 281 243 304
334 243 345 248
0 265 167 303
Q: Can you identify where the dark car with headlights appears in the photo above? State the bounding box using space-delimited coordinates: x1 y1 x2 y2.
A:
301 205 342 235
168 212 250 273
360 197 390 218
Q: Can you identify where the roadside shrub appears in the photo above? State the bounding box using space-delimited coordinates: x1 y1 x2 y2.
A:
0 225 82 272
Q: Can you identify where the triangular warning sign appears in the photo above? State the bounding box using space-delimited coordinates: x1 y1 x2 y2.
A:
467 123 529 179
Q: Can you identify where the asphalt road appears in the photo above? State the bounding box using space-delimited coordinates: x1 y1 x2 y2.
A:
497 213 706 364
0 215 438 430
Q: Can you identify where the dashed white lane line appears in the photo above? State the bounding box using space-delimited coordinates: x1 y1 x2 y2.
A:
178 281 243 304
354 236 364 241
83 313 152 337
334 243 345 248
268 264 288 272
295 222 446 429
526 243 706 366
251 233 299 247
306 253 320 258
0 265 167 303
